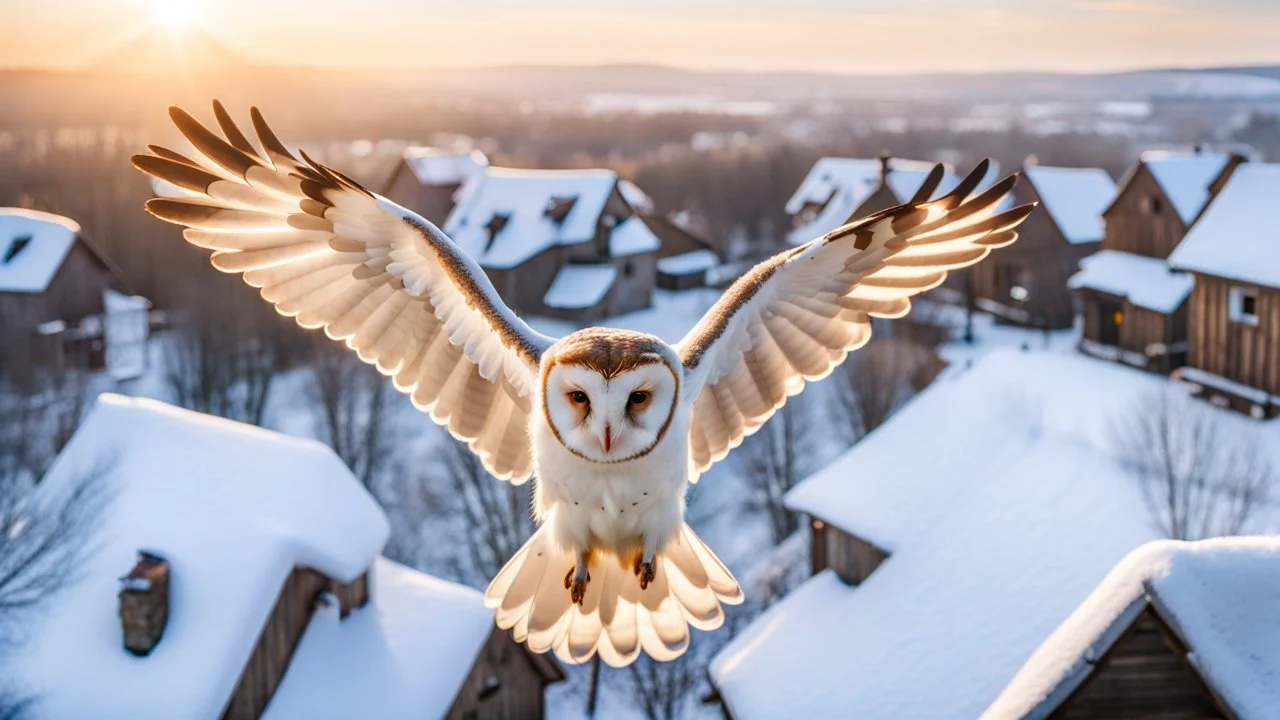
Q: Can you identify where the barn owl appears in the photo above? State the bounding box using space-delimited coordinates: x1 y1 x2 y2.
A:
134 102 1034 667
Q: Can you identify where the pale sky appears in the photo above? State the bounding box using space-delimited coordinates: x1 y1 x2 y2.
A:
2 0 1278 74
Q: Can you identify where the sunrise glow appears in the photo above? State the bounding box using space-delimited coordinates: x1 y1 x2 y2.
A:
152 0 202 30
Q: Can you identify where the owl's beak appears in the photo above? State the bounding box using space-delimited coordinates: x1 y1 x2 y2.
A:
603 425 613 454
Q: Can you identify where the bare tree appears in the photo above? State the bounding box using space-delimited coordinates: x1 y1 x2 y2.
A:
306 341 394 491
831 337 943 444
1113 389 1275 540
736 397 817 545
163 294 280 427
0 366 88 486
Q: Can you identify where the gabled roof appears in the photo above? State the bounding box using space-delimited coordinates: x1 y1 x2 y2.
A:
1107 149 1233 225
20 395 391 718
443 168 620 269
1068 249 1193 313
0 208 81 293
1169 163 1280 288
543 264 617 310
712 352 1168 719
1021 165 1116 244
785 157 1002 245
400 147 489 187
987 536 1280 720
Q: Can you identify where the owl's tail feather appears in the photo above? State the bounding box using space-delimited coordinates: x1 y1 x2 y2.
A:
483 522 743 667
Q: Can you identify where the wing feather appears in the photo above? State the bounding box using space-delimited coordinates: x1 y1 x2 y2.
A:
677 161 1031 479
135 102 554 483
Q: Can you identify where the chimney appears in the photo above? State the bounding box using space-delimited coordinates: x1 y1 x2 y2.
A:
119 551 170 657
878 150 892 183
1193 143 1203 155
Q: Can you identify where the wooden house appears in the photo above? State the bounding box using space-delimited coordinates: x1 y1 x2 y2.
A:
785 154 998 247
1169 163 1280 418
968 164 1115 329
443 167 665 322
23 395 562 720
381 147 489 226
1071 150 1243 373
986 537 1280 719
0 208 135 377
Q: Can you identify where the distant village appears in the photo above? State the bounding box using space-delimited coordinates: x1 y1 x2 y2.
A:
2 136 1280 719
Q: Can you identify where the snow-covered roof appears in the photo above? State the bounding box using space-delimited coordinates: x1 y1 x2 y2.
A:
543 264 617 310
443 168 619 269
264 557 495 720
618 179 655 213
609 215 661 256
1022 165 1116 244
1136 150 1232 224
1068 249 1193 313
712 352 1191 719
21 394 391 718
401 147 489 186
1169 163 1280 288
657 249 720 276
0 208 81 293
987 536 1280 720
785 157 1001 245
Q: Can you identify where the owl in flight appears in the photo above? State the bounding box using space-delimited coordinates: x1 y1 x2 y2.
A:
135 102 1032 667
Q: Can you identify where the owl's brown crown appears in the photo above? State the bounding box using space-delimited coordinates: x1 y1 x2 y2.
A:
548 328 670 380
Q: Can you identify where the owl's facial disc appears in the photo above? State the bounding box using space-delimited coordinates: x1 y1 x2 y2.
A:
544 360 677 463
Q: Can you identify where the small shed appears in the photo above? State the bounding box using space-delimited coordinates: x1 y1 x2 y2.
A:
0 208 143 378
21 395 561 719
381 147 489 225
986 536 1280 720
1169 163 1280 417
1073 149 1242 372
968 164 1115 329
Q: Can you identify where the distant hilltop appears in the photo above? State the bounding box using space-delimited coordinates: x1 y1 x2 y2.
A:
91 27 248 75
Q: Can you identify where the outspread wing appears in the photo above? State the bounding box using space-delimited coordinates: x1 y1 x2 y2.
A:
676 161 1032 479
134 102 555 483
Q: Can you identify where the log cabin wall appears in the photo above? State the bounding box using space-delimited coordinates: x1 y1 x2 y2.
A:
1101 165 1190 259
1051 607 1228 719
1187 274 1280 401
448 628 563 720
969 181 1091 329
382 170 463 227
222 567 370 720
808 517 889 585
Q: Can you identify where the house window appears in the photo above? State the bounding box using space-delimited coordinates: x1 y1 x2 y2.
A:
996 263 1032 303
1113 309 1124 327
1229 286 1259 326
1142 196 1163 215
623 261 635 278
3 234 32 264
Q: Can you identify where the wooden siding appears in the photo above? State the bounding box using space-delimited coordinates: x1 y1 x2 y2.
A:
1102 164 1190 259
382 166 462 226
222 567 370 720
1187 274 1280 402
1051 607 1229 719
809 518 888 585
968 179 1092 329
1079 290 1188 373
447 627 564 720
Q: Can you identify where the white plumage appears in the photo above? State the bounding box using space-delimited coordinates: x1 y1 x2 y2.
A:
135 102 1034 666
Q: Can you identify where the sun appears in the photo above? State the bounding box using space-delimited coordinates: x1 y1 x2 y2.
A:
152 0 203 30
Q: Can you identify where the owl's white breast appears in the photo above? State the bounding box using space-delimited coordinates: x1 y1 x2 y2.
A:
531 402 690 553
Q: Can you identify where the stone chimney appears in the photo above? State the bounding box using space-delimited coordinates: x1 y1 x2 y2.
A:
119 551 170 657
878 150 892 183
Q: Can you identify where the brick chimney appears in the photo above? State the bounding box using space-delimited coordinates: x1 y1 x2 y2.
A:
119 551 170 657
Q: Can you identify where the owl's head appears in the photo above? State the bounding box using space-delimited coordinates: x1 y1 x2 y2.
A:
542 329 680 463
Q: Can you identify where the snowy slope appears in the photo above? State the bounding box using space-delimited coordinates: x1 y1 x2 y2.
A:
987 536 1280 720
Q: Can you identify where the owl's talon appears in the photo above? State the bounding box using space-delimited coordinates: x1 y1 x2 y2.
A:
565 567 590 606
634 559 656 590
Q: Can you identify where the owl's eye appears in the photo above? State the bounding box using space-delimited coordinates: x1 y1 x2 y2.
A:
628 391 650 406
568 390 589 405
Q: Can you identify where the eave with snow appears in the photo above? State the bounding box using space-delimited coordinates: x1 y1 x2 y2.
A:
1073 148 1243 374
380 147 490 226
987 537 1280 719
0 208 148 380
967 163 1116 329
442 167 664 322
1169 163 1280 418
21 395 561 720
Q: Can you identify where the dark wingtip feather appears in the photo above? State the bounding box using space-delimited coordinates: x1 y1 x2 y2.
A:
910 163 947 204
212 100 260 158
